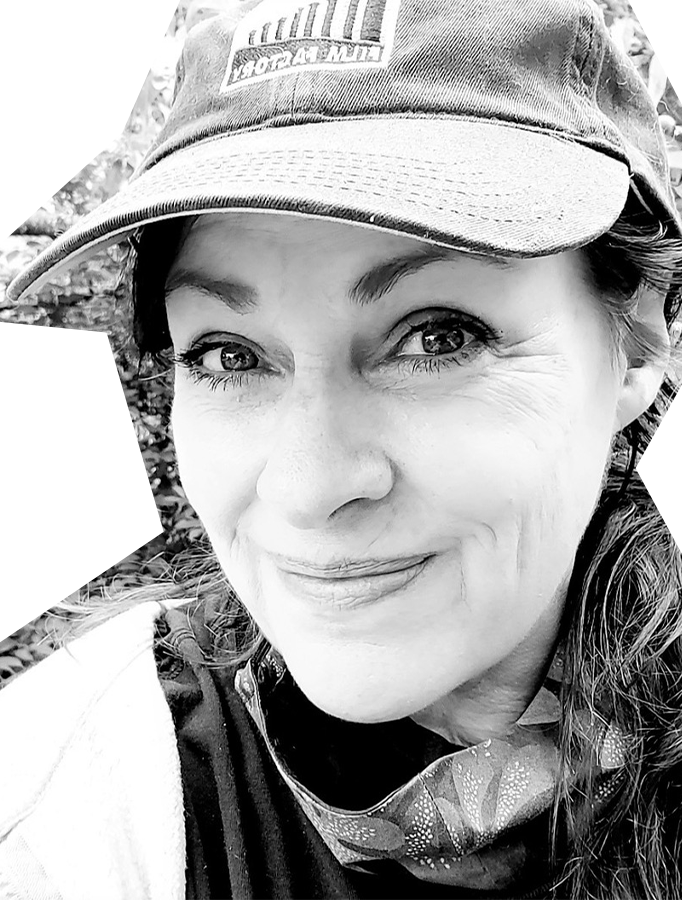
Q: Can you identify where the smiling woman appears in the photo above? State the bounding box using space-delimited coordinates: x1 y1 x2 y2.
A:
3 1 682 899
163 215 624 734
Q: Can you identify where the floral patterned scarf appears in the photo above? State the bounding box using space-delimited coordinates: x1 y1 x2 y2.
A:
234 649 626 893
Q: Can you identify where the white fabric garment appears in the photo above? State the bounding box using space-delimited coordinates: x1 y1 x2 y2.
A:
0 600 190 900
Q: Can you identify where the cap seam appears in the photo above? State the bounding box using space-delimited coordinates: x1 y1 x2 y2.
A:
574 2 597 87
138 112 631 180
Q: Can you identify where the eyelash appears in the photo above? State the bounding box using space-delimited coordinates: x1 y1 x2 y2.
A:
172 312 498 390
172 338 265 391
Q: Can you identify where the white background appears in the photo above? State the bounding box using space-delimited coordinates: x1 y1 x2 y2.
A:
0 0 177 638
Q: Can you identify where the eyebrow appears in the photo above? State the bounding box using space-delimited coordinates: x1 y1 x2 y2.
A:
349 246 513 306
164 269 259 311
163 247 514 311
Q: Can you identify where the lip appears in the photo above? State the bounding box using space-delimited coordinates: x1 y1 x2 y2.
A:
275 553 431 578
273 553 433 608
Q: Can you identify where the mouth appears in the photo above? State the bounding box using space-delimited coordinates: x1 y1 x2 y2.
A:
272 553 434 608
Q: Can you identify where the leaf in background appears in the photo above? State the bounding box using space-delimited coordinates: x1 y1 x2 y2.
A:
0 657 24 671
648 54 668 106
609 15 635 54
668 150 682 170
102 159 129 200
175 518 202 531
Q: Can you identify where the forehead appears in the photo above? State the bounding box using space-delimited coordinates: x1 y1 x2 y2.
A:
166 211 548 317
164 210 595 324
171 211 513 275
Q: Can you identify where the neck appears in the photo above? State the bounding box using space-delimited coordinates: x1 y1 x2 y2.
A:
410 596 564 746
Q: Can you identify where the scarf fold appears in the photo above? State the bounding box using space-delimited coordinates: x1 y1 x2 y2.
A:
234 649 626 892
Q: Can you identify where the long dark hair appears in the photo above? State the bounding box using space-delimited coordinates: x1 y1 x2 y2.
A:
552 203 682 900
62 199 682 900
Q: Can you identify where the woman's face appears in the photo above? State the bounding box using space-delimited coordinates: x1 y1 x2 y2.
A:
165 212 625 724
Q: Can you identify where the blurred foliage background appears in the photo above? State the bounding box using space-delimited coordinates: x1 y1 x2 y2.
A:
1 0 682 685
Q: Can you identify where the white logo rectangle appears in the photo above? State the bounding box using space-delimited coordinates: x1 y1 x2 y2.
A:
220 0 402 93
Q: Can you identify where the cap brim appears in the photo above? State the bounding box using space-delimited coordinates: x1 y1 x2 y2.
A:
7 118 630 302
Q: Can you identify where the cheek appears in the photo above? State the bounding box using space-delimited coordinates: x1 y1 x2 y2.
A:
170 380 259 540
399 357 619 581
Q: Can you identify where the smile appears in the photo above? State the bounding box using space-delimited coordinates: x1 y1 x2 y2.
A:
274 554 433 608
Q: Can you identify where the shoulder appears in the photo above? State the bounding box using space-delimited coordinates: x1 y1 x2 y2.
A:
0 597 190 726
0 598 191 900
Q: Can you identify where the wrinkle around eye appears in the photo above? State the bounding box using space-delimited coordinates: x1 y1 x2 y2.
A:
474 356 577 419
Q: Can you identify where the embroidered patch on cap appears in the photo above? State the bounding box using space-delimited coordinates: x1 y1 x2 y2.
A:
220 0 402 93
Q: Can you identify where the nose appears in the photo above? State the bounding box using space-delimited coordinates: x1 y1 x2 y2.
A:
255 381 394 529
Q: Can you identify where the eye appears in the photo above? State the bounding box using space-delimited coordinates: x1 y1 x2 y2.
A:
398 321 471 357
200 342 259 372
392 310 496 364
172 334 265 390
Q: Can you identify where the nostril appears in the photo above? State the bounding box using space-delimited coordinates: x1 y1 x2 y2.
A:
256 448 394 530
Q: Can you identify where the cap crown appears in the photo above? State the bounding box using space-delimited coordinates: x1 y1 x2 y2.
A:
143 0 672 222
7 0 679 305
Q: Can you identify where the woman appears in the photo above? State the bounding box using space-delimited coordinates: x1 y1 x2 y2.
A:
2 0 682 898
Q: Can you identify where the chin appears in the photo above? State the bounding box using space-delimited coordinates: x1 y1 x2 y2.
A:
280 644 455 725
299 686 422 725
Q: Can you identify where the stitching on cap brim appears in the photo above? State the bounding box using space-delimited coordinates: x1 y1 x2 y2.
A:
7 118 630 303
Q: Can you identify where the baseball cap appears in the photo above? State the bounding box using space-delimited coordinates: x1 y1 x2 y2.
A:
7 0 682 303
